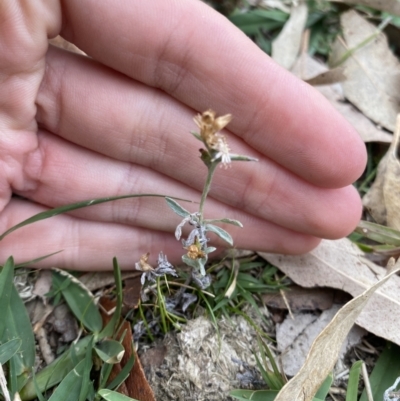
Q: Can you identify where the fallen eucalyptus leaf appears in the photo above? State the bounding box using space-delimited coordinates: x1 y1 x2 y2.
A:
260 238 400 345
329 10 400 131
273 265 400 401
330 0 400 16
272 3 308 70
363 114 400 229
292 55 392 143
305 67 347 86
276 305 365 376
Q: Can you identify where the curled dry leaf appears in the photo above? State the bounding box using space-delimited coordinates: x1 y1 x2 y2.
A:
363 115 400 229
329 10 400 131
292 55 392 143
272 2 308 70
260 238 400 346
273 265 400 401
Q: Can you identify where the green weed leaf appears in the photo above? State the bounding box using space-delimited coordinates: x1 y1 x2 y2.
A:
52 270 103 333
98 389 139 401
0 338 21 364
0 257 35 379
20 336 93 400
205 224 233 246
47 357 92 401
95 340 125 364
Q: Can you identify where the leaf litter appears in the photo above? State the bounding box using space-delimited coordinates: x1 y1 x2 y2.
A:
329 10 400 131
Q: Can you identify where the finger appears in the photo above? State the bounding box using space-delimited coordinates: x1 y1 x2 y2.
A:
0 198 179 270
59 0 366 187
21 128 359 241
0 198 319 270
35 48 362 238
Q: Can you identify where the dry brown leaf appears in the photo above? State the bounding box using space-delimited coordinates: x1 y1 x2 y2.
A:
276 305 365 376
305 66 347 86
262 285 334 311
273 266 400 401
260 238 400 345
363 115 400 228
272 3 308 70
49 36 86 55
292 55 392 143
330 0 400 16
329 10 400 131
101 298 156 401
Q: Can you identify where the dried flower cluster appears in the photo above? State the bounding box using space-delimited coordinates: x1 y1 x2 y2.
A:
135 252 177 285
194 109 233 167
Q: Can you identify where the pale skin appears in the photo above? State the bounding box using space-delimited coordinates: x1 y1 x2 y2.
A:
0 0 366 270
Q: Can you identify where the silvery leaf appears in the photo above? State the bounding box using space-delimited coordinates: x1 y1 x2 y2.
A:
165 197 191 218
205 224 233 246
204 218 243 227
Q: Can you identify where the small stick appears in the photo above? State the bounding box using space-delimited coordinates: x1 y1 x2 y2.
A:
362 362 374 401
0 363 11 401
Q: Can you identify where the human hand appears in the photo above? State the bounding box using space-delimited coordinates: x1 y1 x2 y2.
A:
0 0 366 270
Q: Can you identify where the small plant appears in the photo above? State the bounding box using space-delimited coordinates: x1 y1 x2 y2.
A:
134 109 256 292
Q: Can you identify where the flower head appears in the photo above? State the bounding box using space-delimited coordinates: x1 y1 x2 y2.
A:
135 252 177 285
194 109 232 149
212 135 231 168
185 242 206 260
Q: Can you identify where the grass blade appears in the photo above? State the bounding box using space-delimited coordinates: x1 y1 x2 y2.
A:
106 355 135 391
0 194 192 241
346 361 362 401
99 258 123 339
360 342 400 401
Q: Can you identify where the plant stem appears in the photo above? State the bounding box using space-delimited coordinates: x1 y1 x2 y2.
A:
199 162 218 220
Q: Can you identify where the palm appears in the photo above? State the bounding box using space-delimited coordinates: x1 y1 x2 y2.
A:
0 0 366 270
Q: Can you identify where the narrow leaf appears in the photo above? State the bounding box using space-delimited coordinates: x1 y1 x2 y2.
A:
274 268 400 401
99 258 123 339
19 335 92 400
205 224 233 246
360 342 400 401
106 355 135 391
0 339 22 365
52 270 103 333
0 194 191 240
204 218 243 227
355 220 400 246
98 389 139 401
315 374 333 400
94 340 125 364
48 358 91 401
165 197 191 218
346 361 363 401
